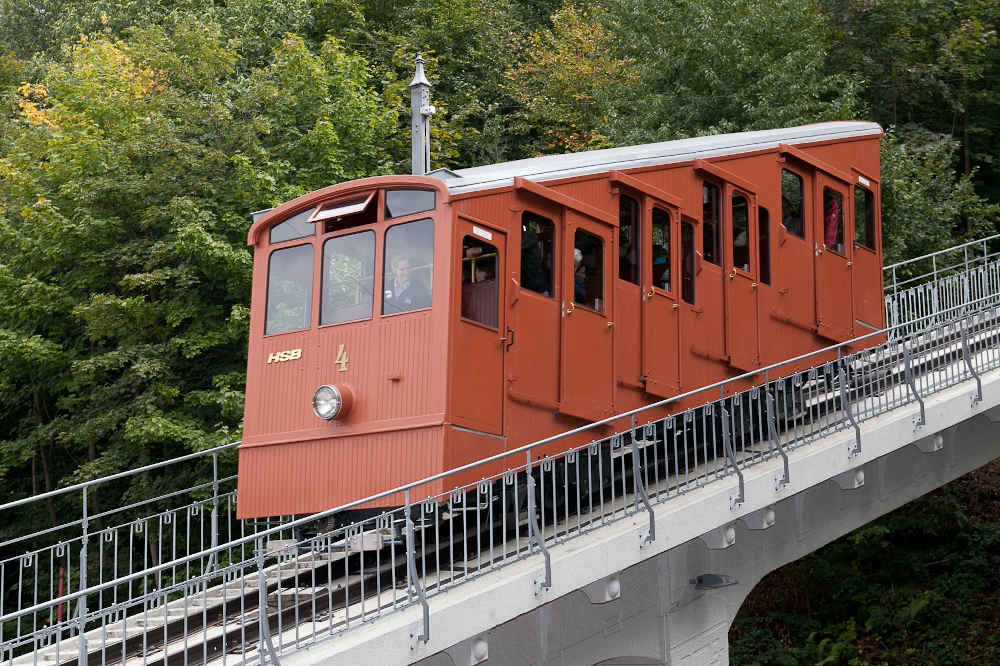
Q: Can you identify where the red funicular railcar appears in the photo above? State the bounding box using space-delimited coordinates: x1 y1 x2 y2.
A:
237 121 884 520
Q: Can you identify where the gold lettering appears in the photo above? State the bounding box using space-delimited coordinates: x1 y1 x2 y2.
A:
267 348 303 364
335 344 349 371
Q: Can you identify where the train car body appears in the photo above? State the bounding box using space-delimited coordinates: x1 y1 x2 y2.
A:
237 121 884 519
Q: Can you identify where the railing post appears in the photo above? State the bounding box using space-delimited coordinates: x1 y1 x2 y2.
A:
903 341 926 428
256 537 280 664
765 391 790 489
630 416 655 545
720 408 745 510
962 316 983 405
404 489 429 646
525 451 551 593
206 453 220 574
839 362 862 457
76 486 88 659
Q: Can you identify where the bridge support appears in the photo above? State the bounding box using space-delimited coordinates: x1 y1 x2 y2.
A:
402 413 996 666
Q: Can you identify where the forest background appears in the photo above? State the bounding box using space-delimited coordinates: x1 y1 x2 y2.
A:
0 0 997 662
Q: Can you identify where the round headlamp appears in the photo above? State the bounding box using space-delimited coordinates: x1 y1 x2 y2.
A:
312 385 342 420
312 384 354 421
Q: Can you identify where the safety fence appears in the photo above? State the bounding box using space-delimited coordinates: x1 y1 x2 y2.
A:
2 241 999 665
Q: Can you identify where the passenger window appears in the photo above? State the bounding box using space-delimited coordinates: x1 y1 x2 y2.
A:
758 207 771 285
619 195 640 284
822 188 845 255
521 212 555 297
383 218 434 314
573 229 604 312
461 236 498 328
265 243 314 334
732 193 750 272
781 169 805 238
321 231 375 325
651 208 671 292
270 207 315 244
681 220 695 305
315 192 377 233
385 189 435 219
702 183 721 265
854 186 875 250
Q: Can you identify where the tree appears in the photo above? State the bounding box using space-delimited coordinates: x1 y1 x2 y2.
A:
0 14 398 516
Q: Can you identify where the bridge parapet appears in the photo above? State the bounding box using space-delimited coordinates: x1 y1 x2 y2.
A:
2 241 1000 666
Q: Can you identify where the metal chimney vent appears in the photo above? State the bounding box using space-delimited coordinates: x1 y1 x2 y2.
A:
410 53 436 175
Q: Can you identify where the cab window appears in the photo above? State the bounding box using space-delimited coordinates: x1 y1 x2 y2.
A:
758 206 771 285
265 243 313 334
822 188 845 255
619 195 640 284
383 218 434 314
521 212 555 297
651 208 671 292
732 193 750 272
781 169 805 238
315 192 376 233
270 208 315 244
574 229 604 312
386 189 435 220
681 220 695 305
702 183 721 265
461 236 498 328
854 186 875 250
321 231 375 325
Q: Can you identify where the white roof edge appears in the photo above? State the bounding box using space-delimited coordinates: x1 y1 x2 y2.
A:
437 121 882 196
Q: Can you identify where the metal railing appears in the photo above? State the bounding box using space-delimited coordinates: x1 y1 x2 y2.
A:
3 241 1000 666
883 233 1000 295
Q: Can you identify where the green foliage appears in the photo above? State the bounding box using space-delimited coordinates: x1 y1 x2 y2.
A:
731 462 1000 665
0 9 399 524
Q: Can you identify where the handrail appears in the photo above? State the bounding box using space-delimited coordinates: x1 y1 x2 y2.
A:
883 233 1000 272
6 285 996 626
0 442 239 512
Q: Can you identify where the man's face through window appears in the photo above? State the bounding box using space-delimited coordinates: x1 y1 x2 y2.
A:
393 258 412 285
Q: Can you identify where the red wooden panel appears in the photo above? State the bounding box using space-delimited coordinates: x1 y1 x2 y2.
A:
815 173 855 341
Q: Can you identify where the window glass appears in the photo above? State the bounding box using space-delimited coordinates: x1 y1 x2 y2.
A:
574 229 604 312
619 195 640 284
461 236 498 328
681 220 695 305
270 208 315 244
823 188 845 254
521 212 555 296
758 207 771 285
265 244 313 334
652 208 671 292
319 193 377 233
732 193 750 272
383 218 434 314
702 183 721 265
781 169 805 238
321 231 375 325
386 189 435 219
854 186 875 250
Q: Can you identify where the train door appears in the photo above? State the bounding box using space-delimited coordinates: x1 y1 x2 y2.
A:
561 211 614 420
642 204 680 397
452 217 507 434
851 179 883 330
725 188 760 371
814 173 855 341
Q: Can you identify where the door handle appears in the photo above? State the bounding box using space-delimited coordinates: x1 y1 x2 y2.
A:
847 261 853 267
751 282 758 288
647 288 654 298
673 303 679 311
503 327 514 350
607 321 614 328
566 302 575 316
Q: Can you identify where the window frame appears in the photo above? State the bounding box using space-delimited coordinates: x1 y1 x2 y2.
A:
853 184 877 254
701 181 723 266
381 216 436 316
780 168 807 241
650 205 673 296
263 242 315 336
519 210 557 299
319 229 377 327
459 234 500 330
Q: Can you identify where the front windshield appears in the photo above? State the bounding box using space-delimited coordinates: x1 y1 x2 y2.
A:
383 218 434 314
321 231 375 325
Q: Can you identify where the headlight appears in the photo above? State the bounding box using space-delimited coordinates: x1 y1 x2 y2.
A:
312 385 342 420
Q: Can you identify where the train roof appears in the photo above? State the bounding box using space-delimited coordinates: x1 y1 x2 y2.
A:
432 121 883 196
